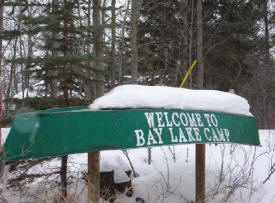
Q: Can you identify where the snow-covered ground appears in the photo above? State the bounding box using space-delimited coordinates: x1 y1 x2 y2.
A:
1 129 275 203
13 81 84 99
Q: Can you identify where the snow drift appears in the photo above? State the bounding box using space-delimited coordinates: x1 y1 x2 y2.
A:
89 85 252 116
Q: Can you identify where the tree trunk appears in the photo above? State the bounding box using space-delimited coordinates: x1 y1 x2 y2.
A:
101 0 106 42
262 0 270 128
196 0 205 203
50 0 59 98
0 0 3 153
130 0 138 83
0 0 3 77
63 0 69 103
118 0 130 84
88 1 103 202
197 0 204 89
4 35 18 118
60 0 71 200
189 0 195 88
82 0 93 100
93 0 104 97
24 32 32 97
110 0 116 88
24 3 33 97
78 0 98 100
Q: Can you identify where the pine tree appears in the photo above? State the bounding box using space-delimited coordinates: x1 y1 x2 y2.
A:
2 0 109 200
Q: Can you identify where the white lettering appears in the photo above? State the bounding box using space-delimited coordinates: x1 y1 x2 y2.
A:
195 113 204 127
216 128 226 142
169 128 178 143
180 113 188 126
147 130 157 145
135 129 145 146
211 114 218 127
186 127 196 142
187 113 197 127
172 113 180 127
153 128 164 144
212 128 220 142
204 114 212 127
204 128 211 141
179 128 188 142
224 128 230 142
164 112 173 127
193 128 202 141
144 112 155 128
156 112 165 127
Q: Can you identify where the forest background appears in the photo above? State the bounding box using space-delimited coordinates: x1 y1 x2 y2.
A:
0 0 274 128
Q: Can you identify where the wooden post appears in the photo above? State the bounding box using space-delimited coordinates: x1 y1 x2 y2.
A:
195 144 205 203
88 1 103 202
196 0 205 202
88 151 100 203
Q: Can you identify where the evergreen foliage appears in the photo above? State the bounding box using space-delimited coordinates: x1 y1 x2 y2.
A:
3 0 111 102
137 0 265 91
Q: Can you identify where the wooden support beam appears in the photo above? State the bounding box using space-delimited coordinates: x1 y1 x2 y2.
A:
196 144 205 203
88 151 100 203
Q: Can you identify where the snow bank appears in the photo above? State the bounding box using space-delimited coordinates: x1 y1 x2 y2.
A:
13 81 44 99
13 81 82 99
1 128 274 202
89 85 252 116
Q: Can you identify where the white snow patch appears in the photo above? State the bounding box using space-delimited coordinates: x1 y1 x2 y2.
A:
13 81 44 99
13 81 83 99
1 128 10 144
113 167 130 183
88 85 252 116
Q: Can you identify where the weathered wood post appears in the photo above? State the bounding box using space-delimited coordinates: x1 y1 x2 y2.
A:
88 0 104 202
196 0 205 202
196 144 205 203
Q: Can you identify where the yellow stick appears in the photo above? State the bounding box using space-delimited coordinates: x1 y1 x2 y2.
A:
180 59 198 88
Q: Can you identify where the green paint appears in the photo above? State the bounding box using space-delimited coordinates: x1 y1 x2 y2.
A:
1 107 260 161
